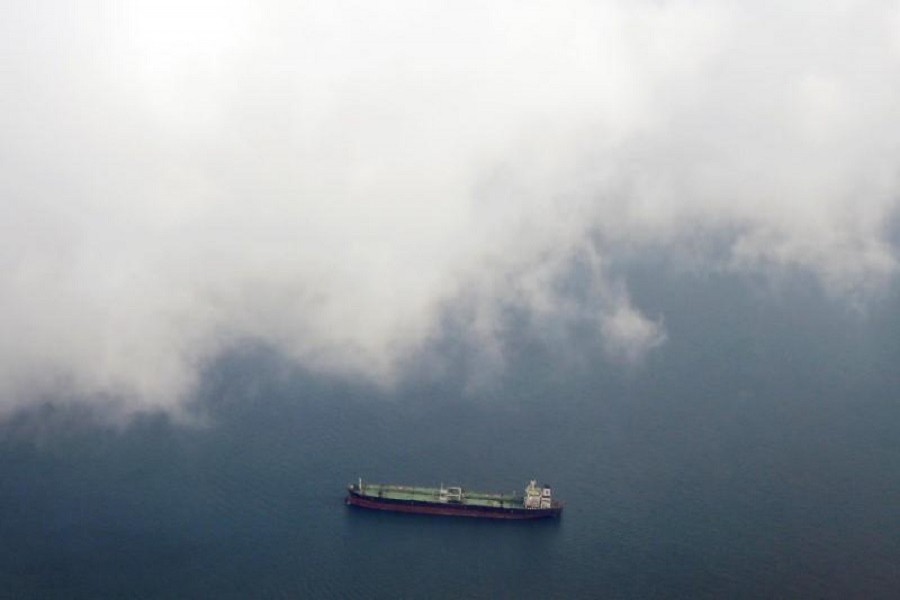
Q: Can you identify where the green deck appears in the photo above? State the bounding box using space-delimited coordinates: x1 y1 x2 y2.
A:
358 484 525 509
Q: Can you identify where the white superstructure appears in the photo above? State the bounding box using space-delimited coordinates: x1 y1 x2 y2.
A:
524 480 553 509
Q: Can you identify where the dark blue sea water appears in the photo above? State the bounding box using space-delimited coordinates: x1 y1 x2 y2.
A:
2 269 899 598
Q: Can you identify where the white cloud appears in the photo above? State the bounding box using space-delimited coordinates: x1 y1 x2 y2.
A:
600 299 667 365
1 0 898 417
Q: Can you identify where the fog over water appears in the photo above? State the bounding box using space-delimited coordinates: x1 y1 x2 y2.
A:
2 1 900 597
2 0 900 416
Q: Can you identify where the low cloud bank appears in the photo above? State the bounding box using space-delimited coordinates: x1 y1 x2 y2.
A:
1 1 898 417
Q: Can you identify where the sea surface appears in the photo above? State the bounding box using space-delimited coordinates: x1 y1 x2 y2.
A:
2 268 899 598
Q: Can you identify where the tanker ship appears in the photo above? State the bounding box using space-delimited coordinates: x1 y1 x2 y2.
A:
346 479 563 519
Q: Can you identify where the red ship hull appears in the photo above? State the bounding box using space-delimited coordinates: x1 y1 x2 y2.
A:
346 490 562 520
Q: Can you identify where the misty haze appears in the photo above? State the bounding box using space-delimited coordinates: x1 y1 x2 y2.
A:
2 1 899 598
